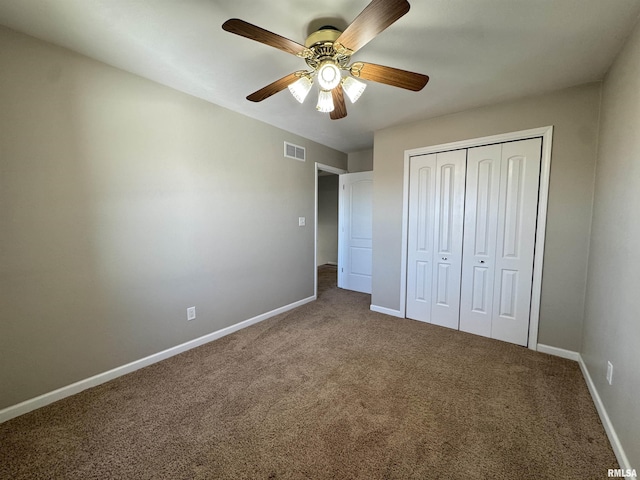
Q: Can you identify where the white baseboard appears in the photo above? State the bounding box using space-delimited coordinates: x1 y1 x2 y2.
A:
536 344 580 361
578 355 633 472
370 305 404 318
0 295 316 424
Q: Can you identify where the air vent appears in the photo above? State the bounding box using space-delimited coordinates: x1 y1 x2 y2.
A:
284 141 306 162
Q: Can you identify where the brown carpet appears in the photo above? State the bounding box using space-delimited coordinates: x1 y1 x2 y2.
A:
0 265 617 479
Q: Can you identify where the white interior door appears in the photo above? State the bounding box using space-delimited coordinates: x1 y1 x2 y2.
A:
406 150 466 329
338 171 373 294
460 138 542 346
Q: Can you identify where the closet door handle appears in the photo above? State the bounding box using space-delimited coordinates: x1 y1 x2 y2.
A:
442 257 448 261
479 260 486 264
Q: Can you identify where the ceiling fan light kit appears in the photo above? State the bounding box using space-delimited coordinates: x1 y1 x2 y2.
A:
316 61 342 91
316 89 335 112
342 76 367 103
222 0 429 120
288 75 313 103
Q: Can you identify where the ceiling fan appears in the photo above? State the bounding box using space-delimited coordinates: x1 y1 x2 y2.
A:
222 0 429 120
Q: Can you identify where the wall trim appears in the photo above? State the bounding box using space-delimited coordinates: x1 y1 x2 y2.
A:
399 126 554 350
578 355 633 471
0 295 316 424
536 344 580 361
370 304 404 318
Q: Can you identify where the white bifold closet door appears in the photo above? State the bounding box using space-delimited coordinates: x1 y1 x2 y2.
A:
406 149 466 329
459 138 542 346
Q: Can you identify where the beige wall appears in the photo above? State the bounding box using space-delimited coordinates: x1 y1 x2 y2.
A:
347 149 373 172
582 19 640 469
0 26 346 409
372 83 601 351
317 175 339 266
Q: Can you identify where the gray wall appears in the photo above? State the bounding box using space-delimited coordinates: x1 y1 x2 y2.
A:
0 26 346 409
582 19 640 468
372 83 601 352
348 149 373 172
317 175 339 266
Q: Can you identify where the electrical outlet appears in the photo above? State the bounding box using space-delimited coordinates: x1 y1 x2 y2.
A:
606 361 613 385
187 306 196 321
298 216 306 227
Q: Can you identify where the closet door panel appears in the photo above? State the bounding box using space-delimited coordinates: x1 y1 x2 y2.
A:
492 138 542 345
406 154 437 322
430 149 466 330
460 144 501 337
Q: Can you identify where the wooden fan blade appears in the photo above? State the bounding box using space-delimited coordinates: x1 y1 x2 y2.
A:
330 86 347 120
334 0 410 54
353 62 429 91
222 19 307 57
247 72 300 102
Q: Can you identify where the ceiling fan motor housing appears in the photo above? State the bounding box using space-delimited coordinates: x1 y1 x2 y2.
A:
303 27 350 71
304 26 341 48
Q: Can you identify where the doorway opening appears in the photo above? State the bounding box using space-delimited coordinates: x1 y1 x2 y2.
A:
315 163 346 298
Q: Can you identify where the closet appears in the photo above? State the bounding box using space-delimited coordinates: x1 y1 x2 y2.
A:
405 137 542 346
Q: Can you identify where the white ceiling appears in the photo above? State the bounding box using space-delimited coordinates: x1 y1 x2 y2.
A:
1 1 639 153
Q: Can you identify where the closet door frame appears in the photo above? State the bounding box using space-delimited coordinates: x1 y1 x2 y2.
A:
398 126 554 350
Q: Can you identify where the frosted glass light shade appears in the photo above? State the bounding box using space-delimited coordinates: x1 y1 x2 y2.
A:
342 76 367 103
288 76 313 103
316 90 334 112
317 61 342 90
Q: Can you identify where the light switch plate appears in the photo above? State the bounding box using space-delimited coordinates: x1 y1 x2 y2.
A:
298 217 306 227
187 306 196 321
